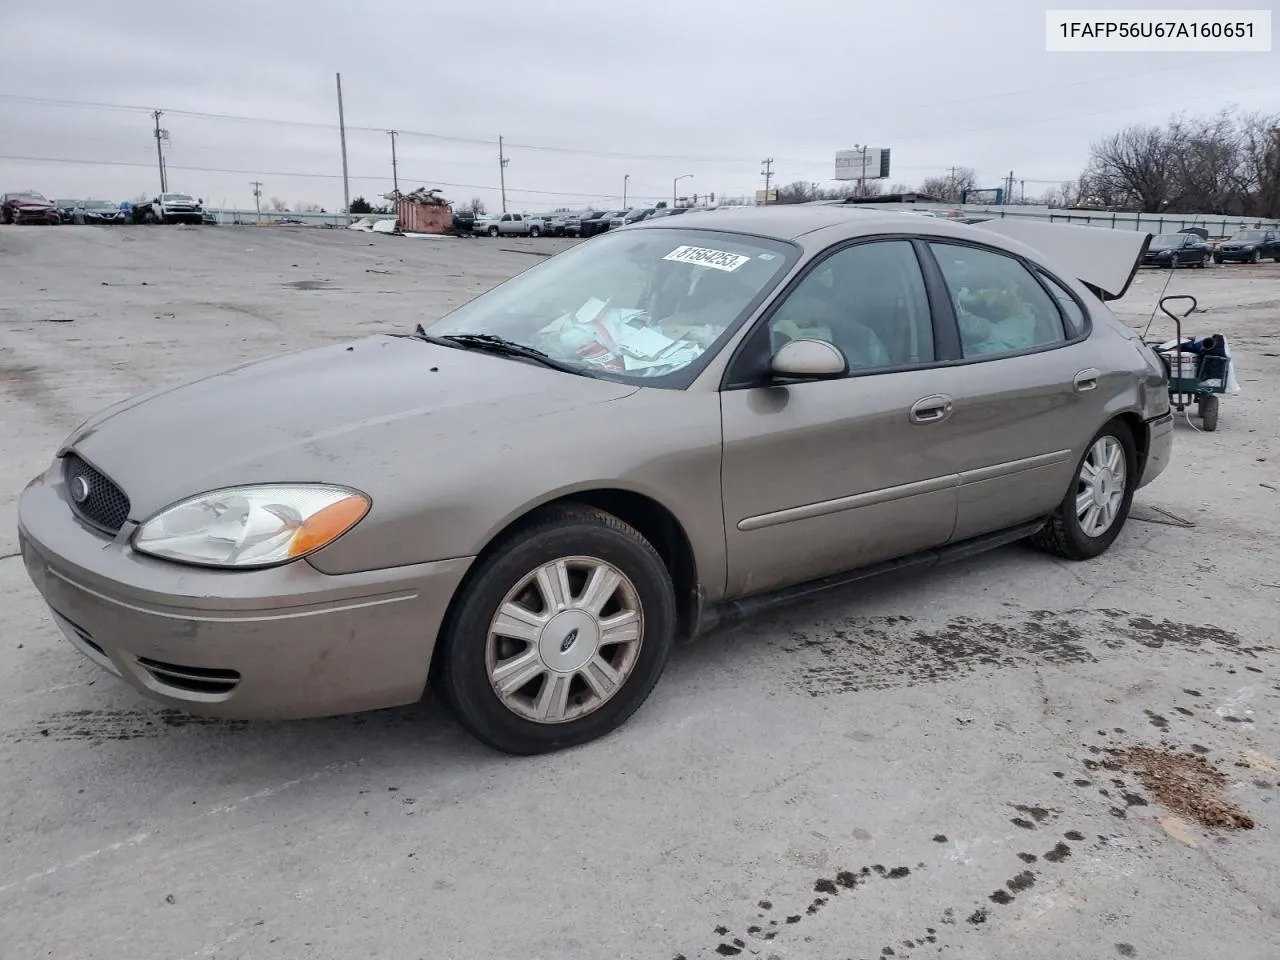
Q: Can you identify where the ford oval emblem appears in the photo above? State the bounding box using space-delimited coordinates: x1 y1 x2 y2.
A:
70 475 91 504
559 628 579 654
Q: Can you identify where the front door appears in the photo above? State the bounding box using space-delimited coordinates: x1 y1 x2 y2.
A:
923 241 1111 541
719 239 961 599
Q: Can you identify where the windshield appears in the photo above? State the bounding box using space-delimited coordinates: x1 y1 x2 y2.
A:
162 193 194 202
1231 231 1265 242
423 227 797 387
84 200 116 209
1148 235 1182 249
13 192 47 202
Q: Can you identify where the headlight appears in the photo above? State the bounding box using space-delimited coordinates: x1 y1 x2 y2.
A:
132 484 370 568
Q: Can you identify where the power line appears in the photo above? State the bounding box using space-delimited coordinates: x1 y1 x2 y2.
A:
0 153 672 201
0 55 1256 167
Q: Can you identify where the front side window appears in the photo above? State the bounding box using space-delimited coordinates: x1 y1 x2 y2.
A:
929 243 1066 358
424 227 796 386
767 240 935 371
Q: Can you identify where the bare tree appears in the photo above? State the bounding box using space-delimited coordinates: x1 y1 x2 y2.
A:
1235 111 1280 218
774 180 818 204
293 201 323 213
269 197 289 213
887 182 917 195
464 196 487 215
1168 111 1239 213
918 167 977 202
1085 125 1182 212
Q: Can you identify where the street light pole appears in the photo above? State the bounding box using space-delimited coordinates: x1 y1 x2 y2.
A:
623 174 630 208
673 174 692 207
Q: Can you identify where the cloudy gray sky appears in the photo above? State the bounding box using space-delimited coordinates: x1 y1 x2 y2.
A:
2 0 1275 212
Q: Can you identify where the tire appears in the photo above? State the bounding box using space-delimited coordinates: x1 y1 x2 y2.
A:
1214 255 1223 264
1198 394 1219 432
1197 254 1207 268
487 226 499 237
1250 250 1260 264
438 505 677 755
1030 421 1137 561
529 226 541 238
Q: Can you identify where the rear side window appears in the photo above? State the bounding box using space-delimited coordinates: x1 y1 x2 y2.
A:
929 243 1066 358
1036 271 1086 337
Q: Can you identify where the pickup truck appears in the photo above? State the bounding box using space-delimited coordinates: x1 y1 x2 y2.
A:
131 192 205 225
478 212 544 238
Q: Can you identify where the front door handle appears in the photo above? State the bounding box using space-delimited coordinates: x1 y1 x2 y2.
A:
910 394 953 424
1074 368 1100 392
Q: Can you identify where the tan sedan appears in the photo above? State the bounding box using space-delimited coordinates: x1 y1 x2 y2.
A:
17 208 1172 754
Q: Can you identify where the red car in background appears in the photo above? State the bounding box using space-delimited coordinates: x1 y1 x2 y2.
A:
2 191 61 224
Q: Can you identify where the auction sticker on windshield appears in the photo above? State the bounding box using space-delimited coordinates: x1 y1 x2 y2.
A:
662 245 751 272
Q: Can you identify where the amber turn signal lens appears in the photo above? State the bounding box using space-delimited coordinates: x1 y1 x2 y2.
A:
287 495 370 557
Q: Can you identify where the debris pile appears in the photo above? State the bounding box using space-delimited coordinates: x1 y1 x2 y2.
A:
1119 747 1254 830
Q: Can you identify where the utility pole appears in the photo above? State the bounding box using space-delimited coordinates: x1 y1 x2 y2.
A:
760 158 774 204
949 166 958 202
623 173 630 208
498 135 509 213
250 181 262 222
336 73 350 215
1006 170 1014 205
387 130 399 197
673 174 693 207
152 110 167 193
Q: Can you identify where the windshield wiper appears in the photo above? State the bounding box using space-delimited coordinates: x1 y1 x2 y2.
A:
409 326 587 376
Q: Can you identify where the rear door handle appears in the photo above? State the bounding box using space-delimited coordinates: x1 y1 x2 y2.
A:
1074 368 1100 392
910 394 953 424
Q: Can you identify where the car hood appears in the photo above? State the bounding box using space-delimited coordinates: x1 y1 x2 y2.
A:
12 199 54 209
965 218 1151 301
62 335 638 519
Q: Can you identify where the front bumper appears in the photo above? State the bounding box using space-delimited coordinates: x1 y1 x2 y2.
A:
1214 250 1258 261
1137 411 1174 490
12 209 60 224
17 467 473 720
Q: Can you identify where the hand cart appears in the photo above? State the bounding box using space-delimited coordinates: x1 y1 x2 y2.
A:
1146 294 1231 432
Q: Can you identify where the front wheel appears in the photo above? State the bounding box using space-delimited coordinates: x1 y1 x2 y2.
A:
1250 250 1260 264
529 226 541 237
439 506 677 755
487 225 499 237
1031 422 1137 561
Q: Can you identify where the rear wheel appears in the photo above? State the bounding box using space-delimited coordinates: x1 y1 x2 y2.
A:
1031 422 1137 561
529 226 541 238
439 505 677 755
1197 394 1219 431
488 225 499 237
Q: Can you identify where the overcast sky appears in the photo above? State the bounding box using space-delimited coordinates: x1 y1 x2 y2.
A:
2 0 1275 212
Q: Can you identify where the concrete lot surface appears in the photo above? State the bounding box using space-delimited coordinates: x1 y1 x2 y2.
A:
2 224 1278 960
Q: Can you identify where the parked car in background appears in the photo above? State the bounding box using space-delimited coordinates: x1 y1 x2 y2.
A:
581 210 625 237
609 208 657 229
1141 232 1210 268
72 199 126 224
2 191 61 224
542 213 571 237
480 213 545 237
1214 228 1280 264
451 209 478 235
564 211 597 237
131 192 204 224
644 207 690 222
54 199 79 222
17 208 1168 755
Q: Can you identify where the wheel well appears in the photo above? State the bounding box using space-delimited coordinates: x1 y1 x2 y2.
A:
428 490 701 680
1114 412 1148 474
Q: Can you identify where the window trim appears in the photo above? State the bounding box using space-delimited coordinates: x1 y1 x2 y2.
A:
720 234 949 391
917 237 1093 366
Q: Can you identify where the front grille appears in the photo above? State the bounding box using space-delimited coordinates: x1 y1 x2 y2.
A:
63 454 131 535
136 658 241 696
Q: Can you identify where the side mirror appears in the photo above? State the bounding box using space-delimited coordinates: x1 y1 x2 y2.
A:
770 338 848 380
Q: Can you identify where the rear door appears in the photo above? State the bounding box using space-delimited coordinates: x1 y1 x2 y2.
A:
922 240 1108 541
719 238 961 598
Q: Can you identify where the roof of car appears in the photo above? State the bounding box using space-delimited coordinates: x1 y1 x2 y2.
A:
629 205 977 242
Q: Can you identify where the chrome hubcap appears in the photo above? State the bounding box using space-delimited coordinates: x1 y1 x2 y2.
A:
485 556 643 724
1076 436 1127 538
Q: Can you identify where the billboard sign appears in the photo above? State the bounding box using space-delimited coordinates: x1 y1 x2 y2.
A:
755 188 777 203
835 147 891 181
